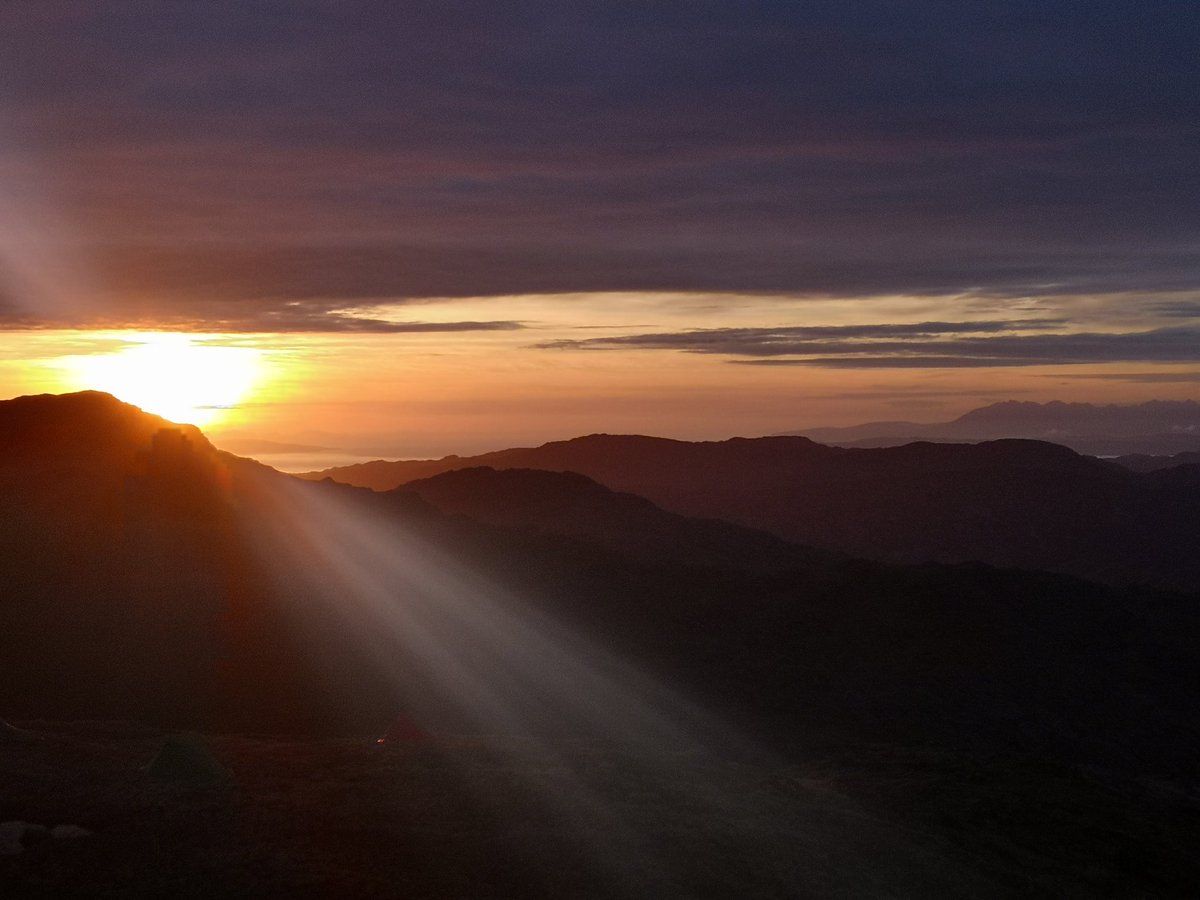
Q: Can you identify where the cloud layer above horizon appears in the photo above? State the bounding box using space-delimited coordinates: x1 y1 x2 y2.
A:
2 4 1199 314
0 0 1198 401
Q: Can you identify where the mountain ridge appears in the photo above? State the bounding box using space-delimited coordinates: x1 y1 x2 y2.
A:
1111 450 1200 472
299 431 1200 591
1 390 1199 793
394 465 837 572
775 398 1200 455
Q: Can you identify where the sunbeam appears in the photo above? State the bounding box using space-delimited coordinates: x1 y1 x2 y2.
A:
231 470 790 891
243 474 736 746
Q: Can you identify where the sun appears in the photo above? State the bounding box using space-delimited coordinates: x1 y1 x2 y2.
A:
59 333 267 427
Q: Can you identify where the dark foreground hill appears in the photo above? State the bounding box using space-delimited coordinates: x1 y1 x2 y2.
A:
4 392 1200 896
300 432 1200 591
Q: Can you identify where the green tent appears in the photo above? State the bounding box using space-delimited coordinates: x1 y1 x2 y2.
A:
144 733 233 784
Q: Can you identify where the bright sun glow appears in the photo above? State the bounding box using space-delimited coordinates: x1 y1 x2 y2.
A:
58 333 267 427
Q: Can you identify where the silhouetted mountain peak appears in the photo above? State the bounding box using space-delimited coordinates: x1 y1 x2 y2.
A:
552 432 830 451
0 390 215 462
0 391 256 527
887 438 1107 471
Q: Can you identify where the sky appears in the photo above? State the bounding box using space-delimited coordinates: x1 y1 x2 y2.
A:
1 1 1198 459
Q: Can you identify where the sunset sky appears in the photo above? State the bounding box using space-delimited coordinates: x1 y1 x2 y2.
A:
2 2 1198 459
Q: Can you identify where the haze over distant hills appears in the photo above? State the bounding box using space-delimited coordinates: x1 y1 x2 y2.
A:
776 399 1200 456
302 432 1200 591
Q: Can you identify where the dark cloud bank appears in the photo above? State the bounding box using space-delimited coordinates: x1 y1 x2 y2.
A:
1 1 1198 328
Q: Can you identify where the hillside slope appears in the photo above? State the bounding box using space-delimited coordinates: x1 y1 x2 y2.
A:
393 465 837 571
301 434 1200 590
1 392 1198 780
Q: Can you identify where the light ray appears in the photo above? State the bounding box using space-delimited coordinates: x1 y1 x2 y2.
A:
235 470 778 889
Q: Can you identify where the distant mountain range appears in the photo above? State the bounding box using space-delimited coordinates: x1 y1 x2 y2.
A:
3 390 1199 783
776 399 1200 456
302 432 1200 591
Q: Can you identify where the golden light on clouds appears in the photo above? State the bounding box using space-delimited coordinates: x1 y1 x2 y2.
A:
53 333 268 427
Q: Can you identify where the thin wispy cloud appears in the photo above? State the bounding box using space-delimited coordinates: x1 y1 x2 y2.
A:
542 323 1200 369
0 294 524 335
538 320 1066 350
1150 300 1200 319
1048 371 1200 383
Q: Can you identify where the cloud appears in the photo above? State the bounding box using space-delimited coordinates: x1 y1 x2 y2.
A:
803 389 1037 400
0 0 1198 323
1151 300 1200 319
202 310 524 335
540 323 1200 368
537 320 1066 351
1046 371 1200 383
734 356 1056 369
0 293 524 334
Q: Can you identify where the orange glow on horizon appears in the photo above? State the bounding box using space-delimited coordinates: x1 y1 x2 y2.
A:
0 289 1196 459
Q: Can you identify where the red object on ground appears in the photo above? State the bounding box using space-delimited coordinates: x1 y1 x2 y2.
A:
375 717 433 745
